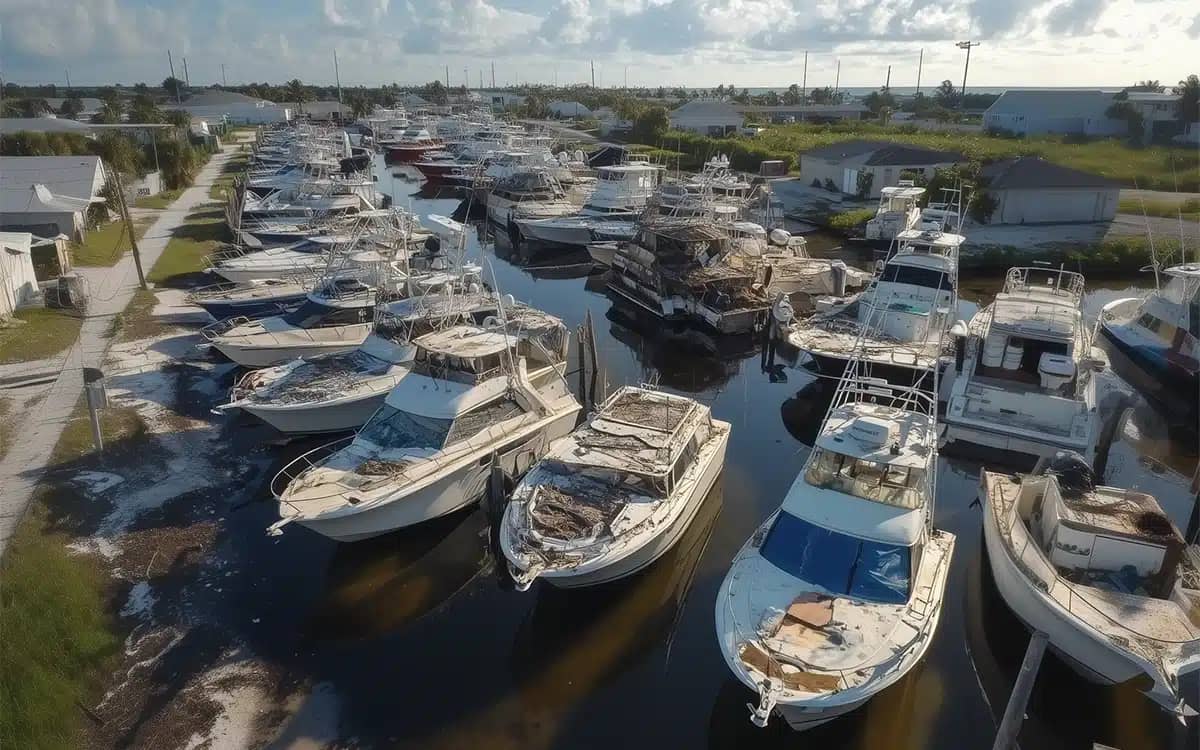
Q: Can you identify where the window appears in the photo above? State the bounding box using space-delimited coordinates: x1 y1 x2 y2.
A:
359 406 451 450
760 512 912 604
445 397 525 445
283 299 371 328
804 448 925 508
880 263 952 291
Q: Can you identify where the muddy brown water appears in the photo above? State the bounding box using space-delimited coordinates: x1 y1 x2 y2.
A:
188 162 1199 749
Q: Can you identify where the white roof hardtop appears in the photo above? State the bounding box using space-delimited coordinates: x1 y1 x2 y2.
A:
815 402 935 470
881 186 926 199
895 228 966 248
415 325 512 358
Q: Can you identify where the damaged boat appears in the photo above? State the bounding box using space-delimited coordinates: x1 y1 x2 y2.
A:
268 311 580 541
981 452 1200 718
715 360 956 730
501 386 730 589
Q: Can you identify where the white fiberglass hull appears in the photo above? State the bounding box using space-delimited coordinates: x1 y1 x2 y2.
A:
212 260 325 284
519 221 591 247
296 409 579 542
943 416 1095 461
587 243 618 268
537 427 729 588
212 326 371 368
241 386 394 435
982 485 1182 708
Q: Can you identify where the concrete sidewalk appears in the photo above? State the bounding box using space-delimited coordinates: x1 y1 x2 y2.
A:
0 148 236 554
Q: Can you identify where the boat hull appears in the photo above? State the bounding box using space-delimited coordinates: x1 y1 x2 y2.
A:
1099 318 1198 436
942 417 1094 462
520 222 591 248
539 428 729 588
212 336 368 368
296 409 580 542
587 243 617 268
385 144 440 163
242 389 391 435
196 295 306 321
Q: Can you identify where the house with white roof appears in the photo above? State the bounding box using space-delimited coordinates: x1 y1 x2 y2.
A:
0 155 108 241
0 185 93 242
0 232 39 318
668 100 744 136
983 90 1126 137
163 90 291 125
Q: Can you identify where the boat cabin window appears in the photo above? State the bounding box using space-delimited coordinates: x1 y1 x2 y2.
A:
760 512 912 604
284 299 372 328
879 263 951 291
359 406 451 450
805 448 925 509
445 397 525 445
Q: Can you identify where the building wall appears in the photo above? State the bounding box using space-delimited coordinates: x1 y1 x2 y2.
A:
984 112 1126 137
668 116 744 136
863 161 957 198
800 155 957 198
0 247 38 316
799 156 850 190
124 171 163 202
991 187 1119 224
0 211 84 241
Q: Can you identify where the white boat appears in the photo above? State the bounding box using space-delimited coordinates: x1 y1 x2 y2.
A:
715 365 955 730
486 171 582 226
783 228 964 383
863 183 924 242
944 267 1103 460
207 237 348 284
501 386 730 589
982 454 1200 718
607 218 769 335
268 311 581 542
728 222 869 306
220 288 498 435
516 162 661 247
203 279 379 368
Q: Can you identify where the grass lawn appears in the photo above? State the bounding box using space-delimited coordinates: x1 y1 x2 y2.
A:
70 218 152 267
828 208 876 230
108 288 162 344
49 398 148 467
674 122 1200 191
0 501 120 750
208 151 249 202
146 205 229 286
1117 196 1200 221
0 308 82 364
133 188 185 210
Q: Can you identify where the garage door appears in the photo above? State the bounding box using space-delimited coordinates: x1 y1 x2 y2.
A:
1005 190 1099 224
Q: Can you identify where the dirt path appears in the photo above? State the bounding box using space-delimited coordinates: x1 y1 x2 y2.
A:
0 148 236 553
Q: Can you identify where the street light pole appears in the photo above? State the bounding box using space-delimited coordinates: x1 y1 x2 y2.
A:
956 40 979 109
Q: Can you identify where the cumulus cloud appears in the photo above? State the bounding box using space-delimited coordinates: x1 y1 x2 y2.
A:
1045 0 1107 34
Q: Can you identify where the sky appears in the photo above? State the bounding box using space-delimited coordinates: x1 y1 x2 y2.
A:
0 0 1196 91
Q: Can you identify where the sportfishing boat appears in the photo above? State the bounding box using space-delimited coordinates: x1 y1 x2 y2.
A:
486 171 580 226
607 218 769 335
782 228 963 384
501 386 730 589
944 267 1103 461
1098 263 1199 437
516 162 661 248
220 288 498 435
206 236 351 285
863 184 924 242
716 362 956 730
267 311 580 542
981 453 1200 718
728 223 869 309
382 128 443 163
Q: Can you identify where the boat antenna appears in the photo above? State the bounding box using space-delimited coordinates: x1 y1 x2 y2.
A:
1133 178 1162 290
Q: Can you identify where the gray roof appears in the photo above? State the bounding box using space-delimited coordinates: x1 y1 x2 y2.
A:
44 97 104 111
183 90 275 106
0 155 106 200
0 184 91 214
0 117 94 134
981 157 1121 190
280 100 348 116
984 89 1115 118
803 139 963 166
669 100 744 120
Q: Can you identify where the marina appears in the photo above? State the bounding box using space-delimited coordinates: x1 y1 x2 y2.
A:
2 112 1197 749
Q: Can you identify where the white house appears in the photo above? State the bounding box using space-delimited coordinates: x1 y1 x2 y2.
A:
668 100 744 136
980 157 1120 225
983 90 1126 137
0 232 40 318
799 140 963 198
163 90 291 125
548 101 593 119
0 184 93 241
1125 91 1183 142
0 155 107 204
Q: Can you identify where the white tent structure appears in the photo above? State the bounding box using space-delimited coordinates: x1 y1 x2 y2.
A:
0 232 39 319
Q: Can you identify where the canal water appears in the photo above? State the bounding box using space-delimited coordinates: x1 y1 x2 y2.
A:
210 163 1198 749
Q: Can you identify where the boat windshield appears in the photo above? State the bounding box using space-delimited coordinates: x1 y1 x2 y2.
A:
284 299 371 328
804 448 925 509
358 405 451 451
879 263 952 291
760 512 912 604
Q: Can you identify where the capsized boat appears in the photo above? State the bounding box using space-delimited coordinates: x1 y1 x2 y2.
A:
944 267 1104 461
715 362 955 730
501 386 730 589
219 287 498 435
268 310 581 541
982 452 1200 718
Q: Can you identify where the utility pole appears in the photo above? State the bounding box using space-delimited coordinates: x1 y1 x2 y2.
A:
333 50 342 103
801 50 808 117
464 67 468 89
491 61 495 88
221 63 227 87
110 171 147 290
444 65 449 89
624 64 628 90
183 57 190 88
916 47 924 94
65 68 72 91
885 65 891 90
590 60 595 88
834 59 841 101
956 40 979 109
167 50 181 104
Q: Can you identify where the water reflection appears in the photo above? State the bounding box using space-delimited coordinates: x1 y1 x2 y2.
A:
305 508 491 641
422 483 724 750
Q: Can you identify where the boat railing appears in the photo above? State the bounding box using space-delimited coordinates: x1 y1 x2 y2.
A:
1000 481 1197 647
200 315 252 341
271 435 356 500
1003 266 1086 303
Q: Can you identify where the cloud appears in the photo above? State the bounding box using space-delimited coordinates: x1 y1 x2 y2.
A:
1045 0 1107 34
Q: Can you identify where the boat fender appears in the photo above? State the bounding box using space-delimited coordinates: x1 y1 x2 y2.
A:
483 315 502 329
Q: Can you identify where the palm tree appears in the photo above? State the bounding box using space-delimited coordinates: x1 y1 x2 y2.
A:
1133 79 1164 92
347 93 371 119
285 79 309 115
1174 74 1199 126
